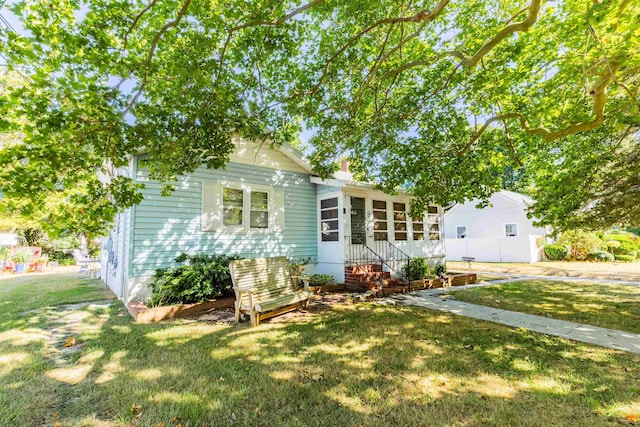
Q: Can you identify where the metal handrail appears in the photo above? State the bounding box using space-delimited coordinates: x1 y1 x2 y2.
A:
345 236 411 282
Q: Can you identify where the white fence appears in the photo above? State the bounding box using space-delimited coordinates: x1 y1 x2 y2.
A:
445 235 543 263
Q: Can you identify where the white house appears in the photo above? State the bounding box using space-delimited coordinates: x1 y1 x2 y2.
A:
443 190 548 263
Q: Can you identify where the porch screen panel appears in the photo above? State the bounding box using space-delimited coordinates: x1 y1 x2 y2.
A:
350 197 366 244
427 206 440 240
320 197 339 242
372 200 388 241
393 202 407 241
412 216 424 240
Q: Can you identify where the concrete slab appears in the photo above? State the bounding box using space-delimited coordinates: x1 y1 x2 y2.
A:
469 272 640 286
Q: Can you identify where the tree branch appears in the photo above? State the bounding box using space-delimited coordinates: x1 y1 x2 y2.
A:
123 0 159 50
447 0 542 68
229 0 326 32
214 0 326 86
457 61 621 156
125 0 192 114
310 0 449 95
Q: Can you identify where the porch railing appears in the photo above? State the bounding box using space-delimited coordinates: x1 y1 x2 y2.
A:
345 237 411 282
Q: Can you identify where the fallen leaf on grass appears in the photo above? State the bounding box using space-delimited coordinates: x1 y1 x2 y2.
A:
624 414 638 423
63 337 76 347
130 404 143 418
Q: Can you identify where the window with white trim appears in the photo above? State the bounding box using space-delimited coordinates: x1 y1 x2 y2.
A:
222 188 244 227
427 206 440 240
320 197 339 242
202 182 284 233
505 223 518 237
372 200 388 241
456 225 468 239
222 186 272 230
393 202 407 241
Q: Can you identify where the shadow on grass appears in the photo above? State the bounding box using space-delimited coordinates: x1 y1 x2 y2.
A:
2 298 639 426
453 281 640 335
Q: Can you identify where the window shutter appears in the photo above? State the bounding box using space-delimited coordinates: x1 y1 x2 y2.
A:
202 182 222 232
272 188 285 232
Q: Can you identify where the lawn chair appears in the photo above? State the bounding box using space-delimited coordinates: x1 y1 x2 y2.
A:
72 249 100 277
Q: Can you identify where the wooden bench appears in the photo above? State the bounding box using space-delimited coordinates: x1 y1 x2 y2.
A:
229 257 312 327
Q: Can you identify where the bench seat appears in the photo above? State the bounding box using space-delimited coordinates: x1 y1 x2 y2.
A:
229 257 311 326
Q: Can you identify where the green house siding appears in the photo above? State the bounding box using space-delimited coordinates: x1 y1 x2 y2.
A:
130 161 318 277
317 184 342 195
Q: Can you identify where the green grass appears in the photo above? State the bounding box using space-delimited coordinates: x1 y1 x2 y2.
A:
1 274 639 426
0 273 115 316
476 273 507 282
453 280 640 334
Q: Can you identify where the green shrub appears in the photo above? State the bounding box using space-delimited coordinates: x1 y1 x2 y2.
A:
288 256 313 285
614 254 636 262
617 242 638 256
557 230 601 260
605 233 640 246
308 274 334 286
404 257 429 281
0 247 10 261
147 253 242 307
544 244 568 261
435 262 447 277
586 251 614 262
604 240 621 251
50 253 76 265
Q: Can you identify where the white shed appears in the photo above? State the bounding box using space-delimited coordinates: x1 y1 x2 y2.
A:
444 190 548 263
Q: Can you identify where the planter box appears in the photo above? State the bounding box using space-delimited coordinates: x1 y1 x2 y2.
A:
427 278 444 288
449 272 478 286
409 279 426 291
128 296 235 323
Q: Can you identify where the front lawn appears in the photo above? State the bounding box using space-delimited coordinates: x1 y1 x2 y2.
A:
1 274 639 426
453 280 640 334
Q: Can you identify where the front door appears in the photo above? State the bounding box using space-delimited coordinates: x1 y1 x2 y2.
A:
346 196 369 264
349 196 366 245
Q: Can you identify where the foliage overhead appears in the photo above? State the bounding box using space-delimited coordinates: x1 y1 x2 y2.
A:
0 0 638 231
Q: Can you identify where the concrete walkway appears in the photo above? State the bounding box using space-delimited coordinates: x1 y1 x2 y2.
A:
388 290 640 354
472 271 640 286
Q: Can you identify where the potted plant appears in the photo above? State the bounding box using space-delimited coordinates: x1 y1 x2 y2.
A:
32 255 48 272
11 250 31 274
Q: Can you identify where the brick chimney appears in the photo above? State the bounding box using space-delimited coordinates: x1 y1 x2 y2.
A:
340 159 350 172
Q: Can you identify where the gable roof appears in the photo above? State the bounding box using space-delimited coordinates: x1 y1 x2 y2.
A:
444 190 534 217
496 190 534 207
276 142 314 174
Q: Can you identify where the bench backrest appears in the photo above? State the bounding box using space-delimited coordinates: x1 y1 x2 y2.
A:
229 257 294 303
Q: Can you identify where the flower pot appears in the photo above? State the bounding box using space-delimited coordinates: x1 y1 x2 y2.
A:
15 263 25 274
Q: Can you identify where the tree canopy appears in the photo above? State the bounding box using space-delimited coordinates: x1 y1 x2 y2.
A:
0 0 638 232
